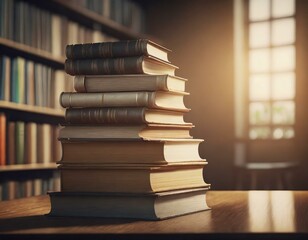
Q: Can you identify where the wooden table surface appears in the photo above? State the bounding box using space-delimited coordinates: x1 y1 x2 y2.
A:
0 191 308 239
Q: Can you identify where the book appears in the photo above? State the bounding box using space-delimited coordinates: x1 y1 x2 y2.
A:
60 163 209 193
59 124 193 140
60 139 204 165
8 122 15 165
0 113 5 165
74 74 187 93
64 56 178 76
65 107 191 125
15 121 25 164
60 91 189 112
25 122 37 164
37 124 52 164
48 187 210 220
52 126 62 163
65 39 170 62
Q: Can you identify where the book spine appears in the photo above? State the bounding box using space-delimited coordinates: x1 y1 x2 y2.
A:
66 39 148 59
65 56 144 75
74 75 169 93
0 114 6 166
65 108 146 124
74 75 86 92
15 121 25 165
60 92 155 108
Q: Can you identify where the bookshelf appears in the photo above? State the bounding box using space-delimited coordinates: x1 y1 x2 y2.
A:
0 0 147 201
0 101 64 117
0 37 65 69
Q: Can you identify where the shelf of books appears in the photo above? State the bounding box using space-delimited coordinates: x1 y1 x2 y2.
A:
0 0 147 201
48 0 147 40
0 38 65 69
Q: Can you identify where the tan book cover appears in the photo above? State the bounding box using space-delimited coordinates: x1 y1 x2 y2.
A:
60 91 189 112
60 163 209 193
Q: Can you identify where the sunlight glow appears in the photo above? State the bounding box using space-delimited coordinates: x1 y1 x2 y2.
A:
249 74 270 100
248 191 296 232
272 0 295 18
270 191 295 231
272 46 295 71
250 22 270 48
248 0 296 139
248 191 271 231
272 72 295 99
272 18 295 46
249 49 270 72
249 0 270 21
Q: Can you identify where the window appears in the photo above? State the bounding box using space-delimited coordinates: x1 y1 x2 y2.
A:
248 0 296 140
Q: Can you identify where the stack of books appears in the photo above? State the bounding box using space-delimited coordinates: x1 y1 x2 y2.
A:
48 39 211 220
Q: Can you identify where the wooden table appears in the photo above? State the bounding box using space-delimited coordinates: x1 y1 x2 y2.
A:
0 191 308 239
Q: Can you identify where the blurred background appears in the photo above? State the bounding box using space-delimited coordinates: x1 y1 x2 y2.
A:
142 0 308 190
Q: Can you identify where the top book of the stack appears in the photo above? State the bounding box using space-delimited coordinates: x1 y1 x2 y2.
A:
66 39 171 62
64 39 177 76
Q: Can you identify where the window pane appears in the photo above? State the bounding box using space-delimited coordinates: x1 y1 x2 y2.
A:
249 0 270 21
250 102 271 124
272 101 295 124
272 18 295 46
272 46 295 71
250 22 270 48
250 127 271 139
249 49 270 72
273 127 294 139
272 72 295 99
272 0 295 18
250 74 270 100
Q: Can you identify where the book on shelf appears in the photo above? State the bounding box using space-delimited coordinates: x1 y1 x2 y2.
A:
37 124 52 164
48 187 210 220
0 55 11 101
25 122 37 164
15 121 25 164
59 124 193 140
60 162 209 193
60 91 189 112
65 56 178 76
60 139 204 165
8 122 15 165
0 113 5 165
65 107 191 125
2 119 61 166
74 74 187 93
66 39 171 62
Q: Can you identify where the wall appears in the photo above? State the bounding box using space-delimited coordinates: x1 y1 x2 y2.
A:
145 0 235 189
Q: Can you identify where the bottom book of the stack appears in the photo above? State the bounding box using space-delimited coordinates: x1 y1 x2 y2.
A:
48 187 210 220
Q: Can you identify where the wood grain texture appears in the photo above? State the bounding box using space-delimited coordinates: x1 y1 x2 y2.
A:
0 191 307 238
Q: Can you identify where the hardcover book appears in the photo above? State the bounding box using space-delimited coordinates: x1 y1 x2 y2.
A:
60 91 189 112
59 124 193 140
59 139 204 165
60 163 209 193
65 56 178 76
65 107 191 125
48 187 210 220
66 39 171 62
74 74 186 93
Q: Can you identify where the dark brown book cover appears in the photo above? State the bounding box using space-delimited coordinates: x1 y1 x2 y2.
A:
66 39 170 60
65 56 177 76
